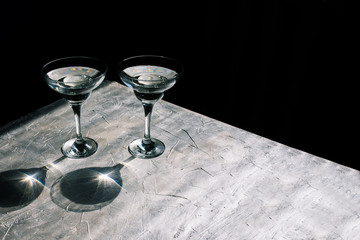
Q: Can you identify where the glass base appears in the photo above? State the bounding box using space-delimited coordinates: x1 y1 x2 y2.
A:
128 138 165 159
61 137 98 159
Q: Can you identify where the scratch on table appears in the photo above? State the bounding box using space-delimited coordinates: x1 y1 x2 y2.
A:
80 212 84 224
173 226 185 238
22 140 33 157
48 119 58 127
1 218 16 240
154 177 188 200
155 193 189 200
32 132 40 138
85 220 92 240
193 167 214 177
136 230 150 240
247 157 263 170
167 140 179 160
92 110 110 125
300 178 319 191
43 141 57 153
197 212 234 238
154 177 159 194
157 126 178 139
101 115 110 125
181 129 199 149
141 205 145 233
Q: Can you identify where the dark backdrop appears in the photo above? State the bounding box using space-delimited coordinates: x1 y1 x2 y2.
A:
1 1 357 169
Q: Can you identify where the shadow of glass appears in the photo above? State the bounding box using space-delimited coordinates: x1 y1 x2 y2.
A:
0 156 67 213
50 156 135 212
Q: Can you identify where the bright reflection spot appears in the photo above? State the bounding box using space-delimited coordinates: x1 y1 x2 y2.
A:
96 171 127 192
21 173 53 193
23 175 36 183
97 173 112 181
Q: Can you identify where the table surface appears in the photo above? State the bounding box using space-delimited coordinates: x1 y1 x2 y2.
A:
1 81 359 240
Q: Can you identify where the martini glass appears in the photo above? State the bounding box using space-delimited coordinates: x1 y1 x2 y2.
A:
118 55 183 158
41 56 107 158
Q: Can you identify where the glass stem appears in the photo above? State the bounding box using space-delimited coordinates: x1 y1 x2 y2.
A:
142 103 154 146
70 103 84 143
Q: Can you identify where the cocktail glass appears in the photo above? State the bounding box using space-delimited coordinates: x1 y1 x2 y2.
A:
41 56 107 158
118 55 183 158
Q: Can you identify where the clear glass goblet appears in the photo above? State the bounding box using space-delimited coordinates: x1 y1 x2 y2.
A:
41 56 107 158
118 55 183 158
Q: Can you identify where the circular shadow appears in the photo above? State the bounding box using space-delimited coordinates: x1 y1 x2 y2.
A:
51 166 123 212
0 168 47 211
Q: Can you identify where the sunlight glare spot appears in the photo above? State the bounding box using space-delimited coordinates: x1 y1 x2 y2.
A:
98 173 112 181
23 175 36 183
97 172 127 192
22 173 53 193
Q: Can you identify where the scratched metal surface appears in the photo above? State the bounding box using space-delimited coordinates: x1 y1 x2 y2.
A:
1 81 359 239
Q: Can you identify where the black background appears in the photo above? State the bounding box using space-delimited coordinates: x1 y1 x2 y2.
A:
1 1 357 169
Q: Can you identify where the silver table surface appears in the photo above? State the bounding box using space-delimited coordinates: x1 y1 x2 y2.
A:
1 81 359 239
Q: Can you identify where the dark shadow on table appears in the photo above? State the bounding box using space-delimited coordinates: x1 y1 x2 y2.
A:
50 156 135 212
0 156 67 214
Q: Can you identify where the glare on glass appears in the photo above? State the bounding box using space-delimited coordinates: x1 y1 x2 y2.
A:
41 56 107 158
118 55 183 158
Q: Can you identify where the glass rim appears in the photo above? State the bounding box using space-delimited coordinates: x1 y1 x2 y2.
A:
41 56 108 78
117 55 184 81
